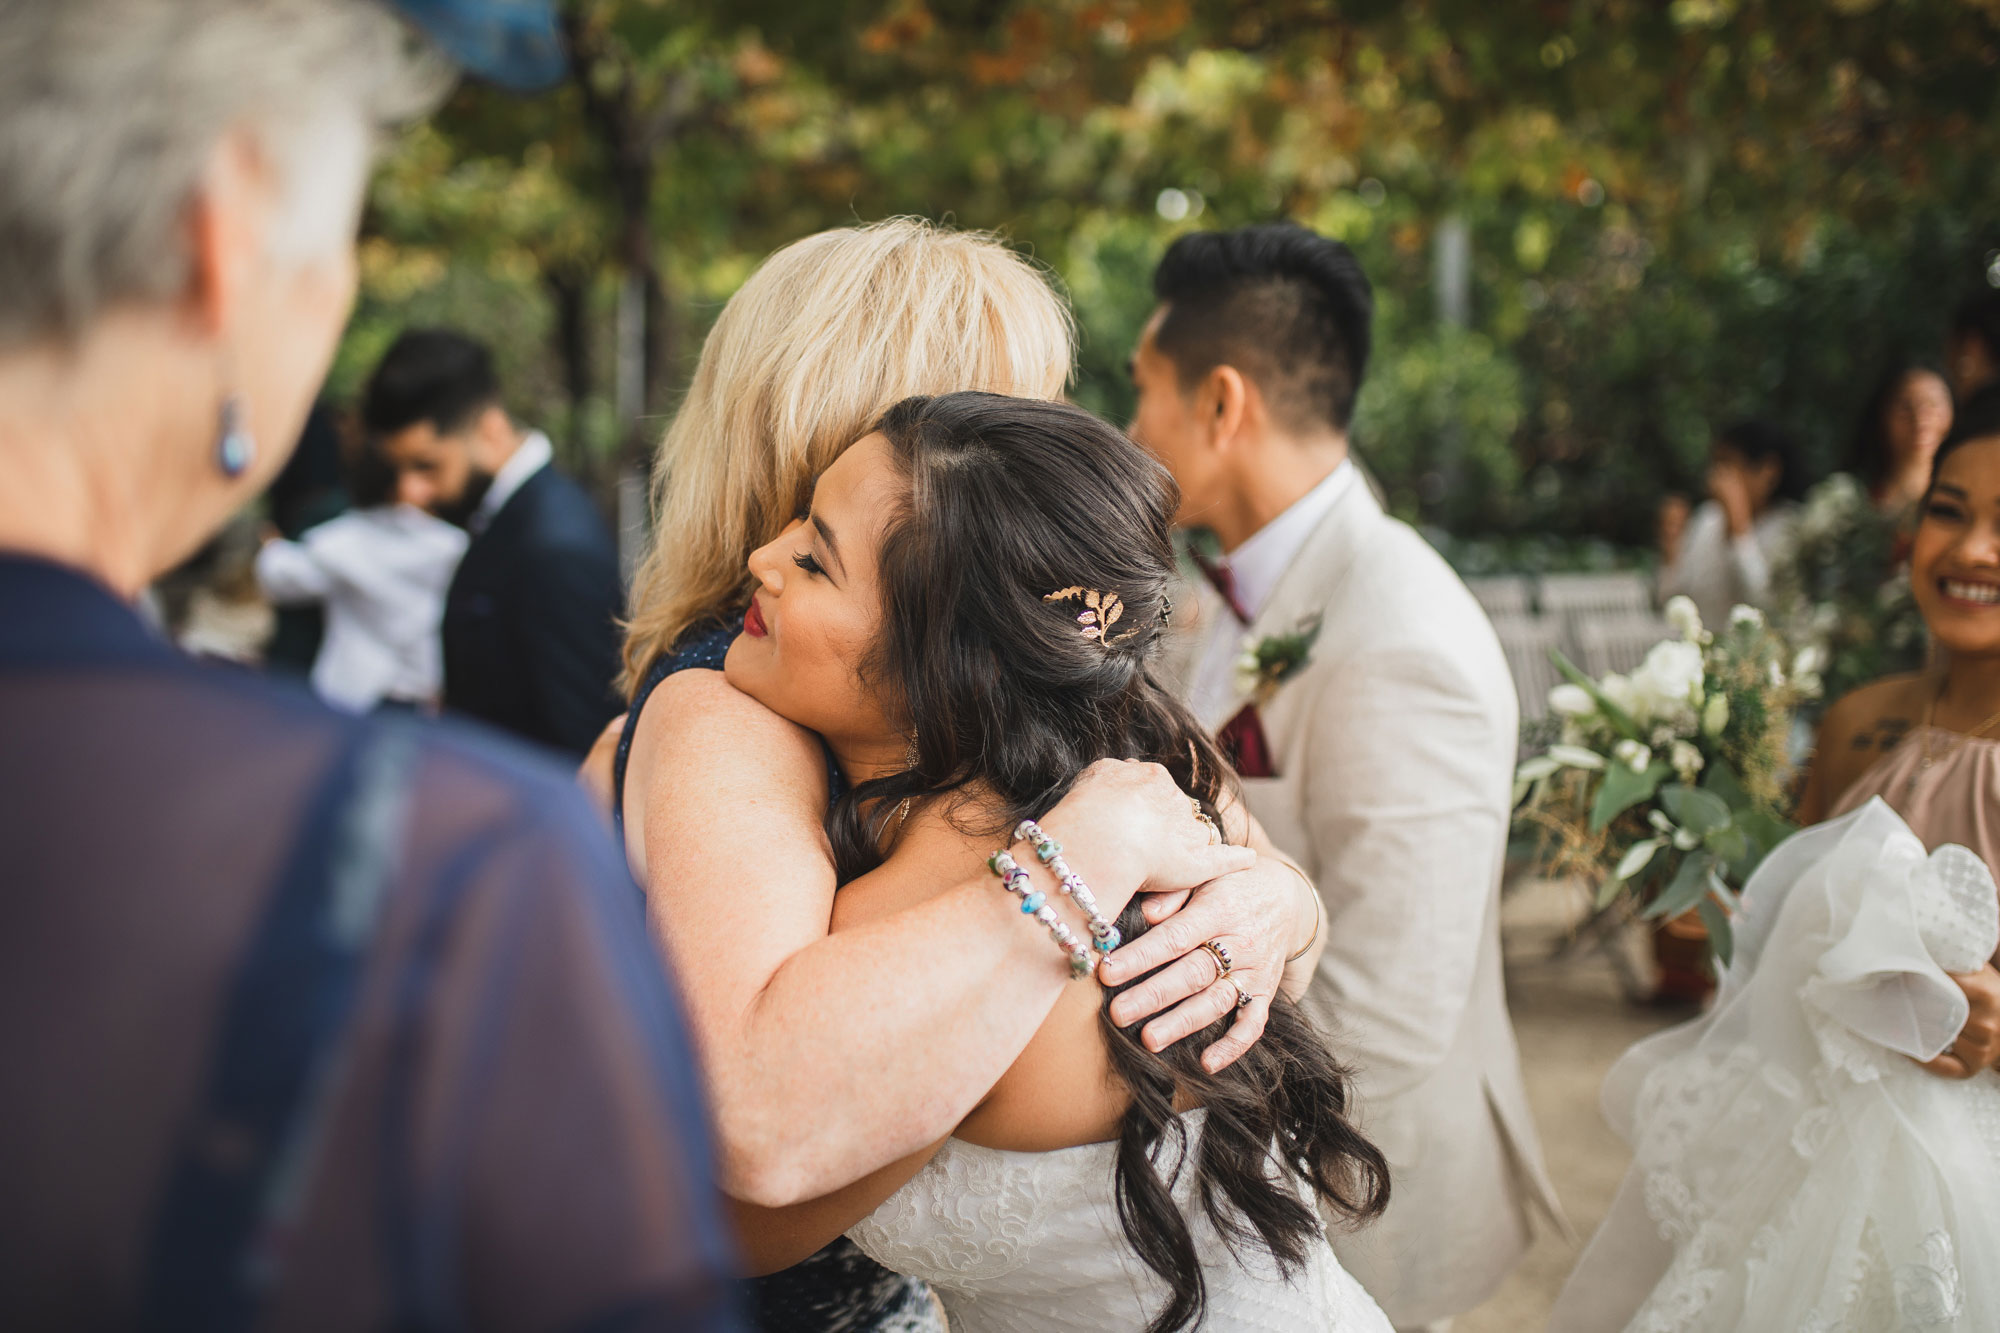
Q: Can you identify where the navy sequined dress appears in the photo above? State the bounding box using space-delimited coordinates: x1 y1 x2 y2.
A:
613 617 941 1333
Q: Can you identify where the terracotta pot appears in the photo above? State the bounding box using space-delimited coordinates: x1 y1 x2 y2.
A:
1651 908 1715 1005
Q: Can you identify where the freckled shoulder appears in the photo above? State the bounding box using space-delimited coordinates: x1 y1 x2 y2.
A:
636 668 825 773
623 667 831 870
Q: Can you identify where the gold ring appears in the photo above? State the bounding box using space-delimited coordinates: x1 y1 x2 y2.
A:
1190 798 1221 845
1198 938 1233 980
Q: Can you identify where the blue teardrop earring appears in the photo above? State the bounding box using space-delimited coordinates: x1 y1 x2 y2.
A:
216 395 255 478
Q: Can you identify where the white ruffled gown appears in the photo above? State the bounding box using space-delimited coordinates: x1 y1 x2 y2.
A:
846 1108 1393 1331
1552 798 2000 1333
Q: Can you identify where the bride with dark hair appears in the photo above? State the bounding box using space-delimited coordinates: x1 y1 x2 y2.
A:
724 391 1392 1332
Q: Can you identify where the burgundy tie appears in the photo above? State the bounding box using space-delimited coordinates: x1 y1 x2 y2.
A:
1190 551 1250 625
1217 703 1275 778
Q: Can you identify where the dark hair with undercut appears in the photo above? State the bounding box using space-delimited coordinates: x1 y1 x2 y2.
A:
1929 385 2000 485
829 390 1389 1333
1149 222 1374 434
1715 418 1809 504
360 328 503 438
1951 289 2000 366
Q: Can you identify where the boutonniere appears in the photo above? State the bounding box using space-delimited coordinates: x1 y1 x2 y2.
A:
1233 615 1323 708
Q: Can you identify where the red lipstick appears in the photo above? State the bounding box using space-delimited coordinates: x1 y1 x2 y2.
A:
744 596 769 638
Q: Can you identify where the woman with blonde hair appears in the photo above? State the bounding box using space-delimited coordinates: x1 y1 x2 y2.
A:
620 219 1077 692
591 220 1323 1329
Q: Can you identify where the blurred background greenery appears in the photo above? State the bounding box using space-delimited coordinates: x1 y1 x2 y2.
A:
335 0 2000 568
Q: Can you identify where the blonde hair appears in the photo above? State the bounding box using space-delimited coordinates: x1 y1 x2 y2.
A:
620 218 1076 694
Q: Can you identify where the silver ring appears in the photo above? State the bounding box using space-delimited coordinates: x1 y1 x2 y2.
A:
1227 978 1252 1009
1199 939 1233 980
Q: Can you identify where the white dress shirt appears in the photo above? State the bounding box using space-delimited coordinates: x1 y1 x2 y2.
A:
256 505 468 712
471 430 553 534
1657 499 1797 634
1188 460 1357 722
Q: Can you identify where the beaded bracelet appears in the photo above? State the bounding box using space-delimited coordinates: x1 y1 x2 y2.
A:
987 847 1095 978
1015 818 1122 962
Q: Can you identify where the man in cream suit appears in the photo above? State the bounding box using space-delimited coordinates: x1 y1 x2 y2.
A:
1130 223 1563 1332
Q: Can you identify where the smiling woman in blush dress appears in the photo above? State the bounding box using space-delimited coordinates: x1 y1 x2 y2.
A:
1796 386 2000 1084
1549 390 2000 1333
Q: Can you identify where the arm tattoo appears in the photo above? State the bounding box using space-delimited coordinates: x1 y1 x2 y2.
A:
1851 717 1913 753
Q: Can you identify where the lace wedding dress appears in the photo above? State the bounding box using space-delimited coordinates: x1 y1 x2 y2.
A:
1552 799 2000 1333
847 1109 1393 1331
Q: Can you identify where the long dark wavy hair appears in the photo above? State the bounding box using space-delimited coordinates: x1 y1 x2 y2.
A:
1845 359 1948 496
825 391 1389 1333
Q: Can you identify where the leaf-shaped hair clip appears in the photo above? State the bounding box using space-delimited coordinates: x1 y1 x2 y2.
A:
1045 586 1132 646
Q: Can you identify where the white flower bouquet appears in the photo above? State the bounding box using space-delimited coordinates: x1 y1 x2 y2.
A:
1770 473 1927 709
1513 597 1811 962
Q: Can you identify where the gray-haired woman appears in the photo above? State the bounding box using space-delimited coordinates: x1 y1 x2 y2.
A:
0 3 1255 1329
0 3 749 1327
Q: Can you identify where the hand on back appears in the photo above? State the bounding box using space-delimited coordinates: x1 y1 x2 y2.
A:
1036 758 1255 915
1919 962 2000 1079
1049 762 1309 1074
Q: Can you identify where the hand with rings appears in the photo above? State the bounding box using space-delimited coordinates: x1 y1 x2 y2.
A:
1199 938 1233 978
1199 939 1254 1010
1095 789 1315 1072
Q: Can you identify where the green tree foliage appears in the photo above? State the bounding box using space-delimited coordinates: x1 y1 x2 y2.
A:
349 0 2000 548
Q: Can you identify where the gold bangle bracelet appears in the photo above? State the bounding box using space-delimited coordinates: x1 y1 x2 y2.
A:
1279 859 1322 963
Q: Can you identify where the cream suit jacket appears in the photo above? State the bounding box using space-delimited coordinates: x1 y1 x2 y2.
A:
1164 480 1564 1327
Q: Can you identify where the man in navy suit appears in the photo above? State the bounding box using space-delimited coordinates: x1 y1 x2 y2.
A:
368 329 624 756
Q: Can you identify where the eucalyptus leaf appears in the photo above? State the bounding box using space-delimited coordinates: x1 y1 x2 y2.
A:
1703 822 1750 864
1614 837 1665 883
1738 808 1799 854
1697 894 1735 968
1591 760 1671 833
1643 850 1716 920
1700 757 1749 808
1548 744 1607 771
1735 808 1801 880
1516 755 1563 783
1659 784 1732 835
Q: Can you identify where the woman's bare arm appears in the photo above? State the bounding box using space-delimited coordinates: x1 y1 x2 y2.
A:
575 713 624 824
726 797 1327 1263
729 1142 945 1275
626 670 1255 1207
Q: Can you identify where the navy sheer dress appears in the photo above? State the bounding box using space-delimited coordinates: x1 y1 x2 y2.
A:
0 554 742 1331
614 617 941 1333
